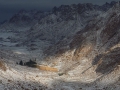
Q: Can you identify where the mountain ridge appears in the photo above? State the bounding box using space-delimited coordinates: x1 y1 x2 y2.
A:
0 1 120 90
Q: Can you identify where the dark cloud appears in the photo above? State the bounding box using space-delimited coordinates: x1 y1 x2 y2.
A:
0 0 119 22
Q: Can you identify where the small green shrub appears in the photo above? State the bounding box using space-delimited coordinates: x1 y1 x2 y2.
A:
19 60 23 66
24 59 37 68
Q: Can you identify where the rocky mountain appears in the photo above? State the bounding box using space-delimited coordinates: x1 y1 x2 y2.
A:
0 1 120 90
43 2 120 88
24 1 117 51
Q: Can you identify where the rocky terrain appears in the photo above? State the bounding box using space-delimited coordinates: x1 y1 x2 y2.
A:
0 1 120 90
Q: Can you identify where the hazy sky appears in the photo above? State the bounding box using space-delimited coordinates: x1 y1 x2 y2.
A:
0 0 119 22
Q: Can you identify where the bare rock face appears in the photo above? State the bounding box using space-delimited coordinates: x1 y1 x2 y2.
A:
85 7 120 75
95 47 120 74
100 12 120 45
44 2 120 78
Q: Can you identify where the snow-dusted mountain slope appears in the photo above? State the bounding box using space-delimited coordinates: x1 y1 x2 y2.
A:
23 1 116 53
0 1 120 90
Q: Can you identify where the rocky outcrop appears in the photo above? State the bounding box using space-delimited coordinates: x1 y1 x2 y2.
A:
44 2 120 78
95 47 120 74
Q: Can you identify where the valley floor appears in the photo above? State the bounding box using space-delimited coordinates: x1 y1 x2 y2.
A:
0 48 120 90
